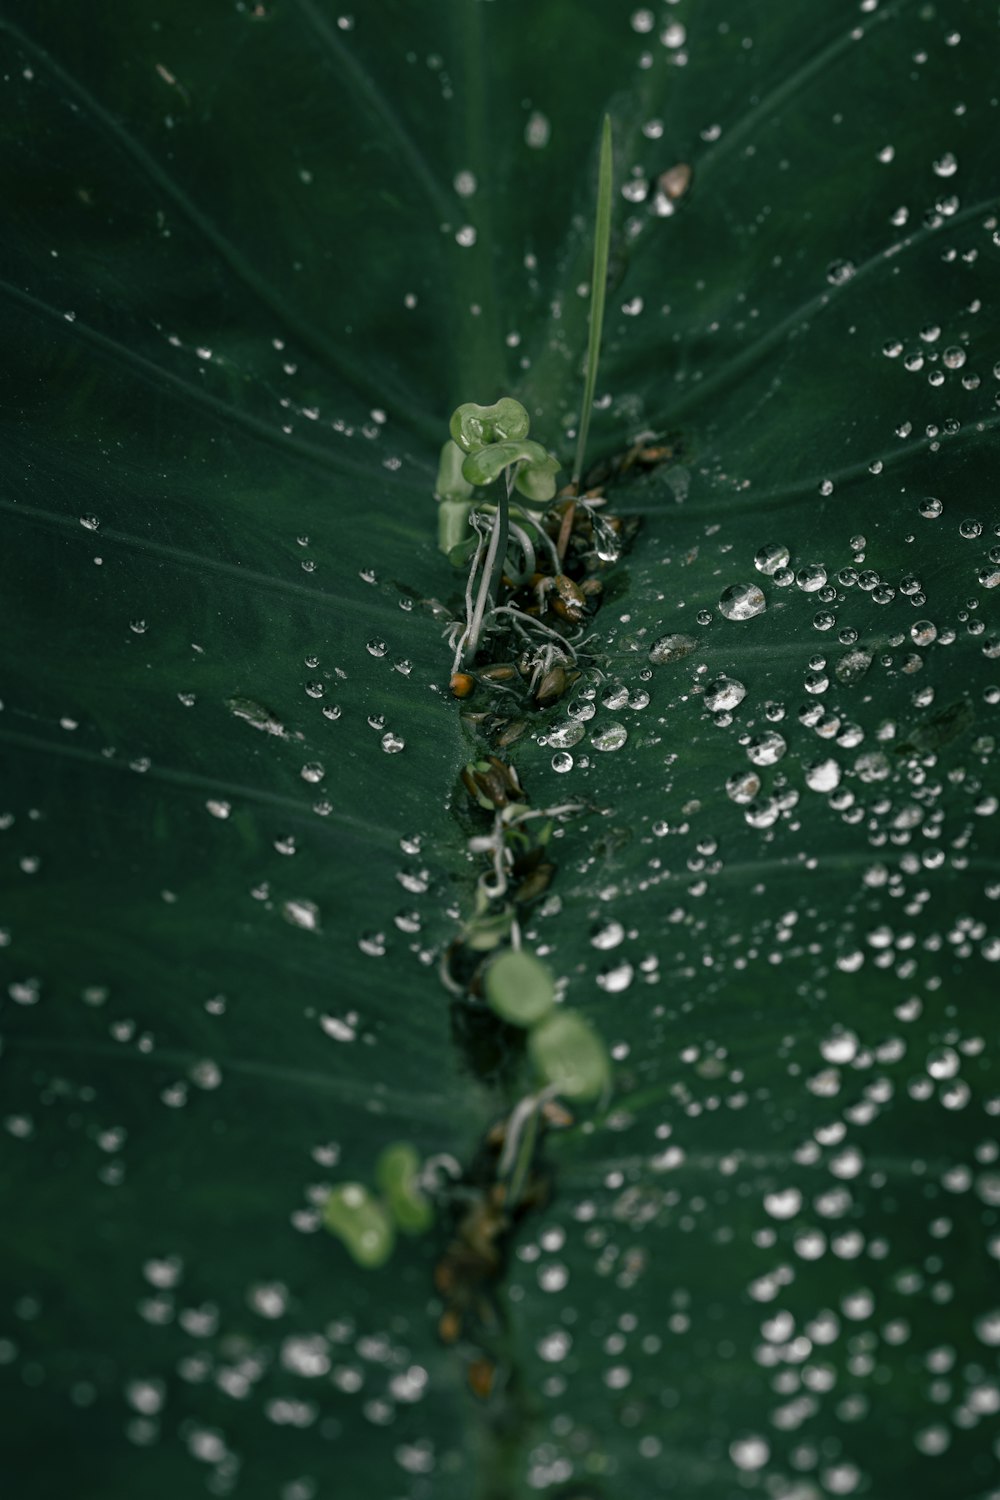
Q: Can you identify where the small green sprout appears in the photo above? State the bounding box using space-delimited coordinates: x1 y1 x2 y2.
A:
323 1144 435 1268
461 439 560 505
450 397 531 454
484 949 556 1027
323 1183 396 1268
528 1009 611 1102
375 1142 434 1235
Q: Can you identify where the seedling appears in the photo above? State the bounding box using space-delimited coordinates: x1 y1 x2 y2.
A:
435 115 614 674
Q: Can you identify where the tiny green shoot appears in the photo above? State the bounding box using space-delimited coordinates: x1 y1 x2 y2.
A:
484 948 556 1027
572 114 613 488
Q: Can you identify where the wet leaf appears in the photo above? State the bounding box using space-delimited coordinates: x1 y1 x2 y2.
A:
1 1 998 1496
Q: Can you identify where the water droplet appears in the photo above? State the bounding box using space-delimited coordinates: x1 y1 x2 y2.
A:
366 640 388 657
835 648 873 684
942 345 966 369
746 731 786 766
959 517 983 539
381 732 405 754
525 111 550 149
719 583 766 621
300 762 325 783
726 769 761 804
932 151 958 177
79 514 100 531
547 721 585 749
551 751 574 773
730 1435 770 1471
597 961 633 993
602 684 630 711
566 698 596 721
591 920 625 950
919 496 943 519
826 259 856 286
592 722 628 752
282 899 320 932
129 619 147 634
754 543 789 576
764 1188 802 1220
805 757 842 792
821 1029 859 1064
796 563 827 592
648 633 697 665
705 677 746 712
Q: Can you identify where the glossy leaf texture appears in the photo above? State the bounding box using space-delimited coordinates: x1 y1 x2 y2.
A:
1 3 998 1499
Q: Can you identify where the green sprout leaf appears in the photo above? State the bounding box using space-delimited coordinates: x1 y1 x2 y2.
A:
528 1009 611 1101
484 949 556 1027
322 1184 396 1268
437 497 474 558
435 439 475 502
460 438 560 501
450 397 530 454
375 1143 434 1235
512 452 561 505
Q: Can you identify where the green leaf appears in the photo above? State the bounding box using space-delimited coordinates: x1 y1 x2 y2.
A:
573 112 613 486
437 495 474 556
460 437 558 490
375 1142 434 1235
528 1009 611 1102
483 949 556 1027
322 1184 395 1268
449 397 530 454
3 2 998 1496
435 439 475 502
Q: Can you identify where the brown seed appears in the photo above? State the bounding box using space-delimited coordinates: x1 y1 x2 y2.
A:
535 665 566 704
549 595 584 625
496 718 528 749
659 162 692 200
479 663 519 683
554 574 586 608
438 1308 462 1345
467 1359 496 1400
450 672 475 699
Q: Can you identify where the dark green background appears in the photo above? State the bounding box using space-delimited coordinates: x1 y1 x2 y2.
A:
1 1 998 1496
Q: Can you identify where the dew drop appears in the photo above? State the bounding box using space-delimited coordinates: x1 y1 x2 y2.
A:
796 563 827 593
754 543 789 576
547 721 585 750
705 677 747 712
648 633 697 665
746 731 786 766
719 583 766 621
592 722 628 752
805 757 842 792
